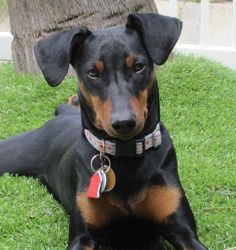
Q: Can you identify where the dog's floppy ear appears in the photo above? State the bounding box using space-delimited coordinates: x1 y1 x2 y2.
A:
126 13 182 65
34 27 91 87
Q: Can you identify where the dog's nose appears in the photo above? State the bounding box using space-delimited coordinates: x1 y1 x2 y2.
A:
112 118 136 134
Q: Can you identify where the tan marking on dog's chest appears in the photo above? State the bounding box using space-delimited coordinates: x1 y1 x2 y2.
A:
76 185 181 227
130 186 182 223
76 192 127 227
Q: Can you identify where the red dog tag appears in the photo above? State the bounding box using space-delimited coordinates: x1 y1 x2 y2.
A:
87 170 102 199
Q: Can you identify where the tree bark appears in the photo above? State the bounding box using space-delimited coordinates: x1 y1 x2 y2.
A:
7 0 157 75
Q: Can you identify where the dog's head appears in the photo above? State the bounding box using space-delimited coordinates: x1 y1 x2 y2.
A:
35 13 182 140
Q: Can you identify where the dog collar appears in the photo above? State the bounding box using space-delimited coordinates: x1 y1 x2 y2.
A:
84 123 161 157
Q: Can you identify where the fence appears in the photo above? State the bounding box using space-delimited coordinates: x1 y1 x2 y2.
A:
0 31 12 61
0 0 236 70
168 0 236 70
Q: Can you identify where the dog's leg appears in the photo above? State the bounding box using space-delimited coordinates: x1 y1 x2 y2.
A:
131 184 207 250
55 104 80 116
161 195 208 250
67 208 95 250
0 130 45 178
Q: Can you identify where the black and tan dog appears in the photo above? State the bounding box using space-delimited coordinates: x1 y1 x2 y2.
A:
0 13 207 250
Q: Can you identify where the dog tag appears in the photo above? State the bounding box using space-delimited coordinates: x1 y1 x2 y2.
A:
87 170 103 199
100 170 107 193
104 168 116 192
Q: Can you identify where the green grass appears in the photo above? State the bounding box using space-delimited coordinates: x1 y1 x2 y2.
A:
158 55 236 249
0 0 7 17
0 0 5 8
0 54 235 249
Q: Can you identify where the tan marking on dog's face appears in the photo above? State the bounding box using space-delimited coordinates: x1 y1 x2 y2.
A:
130 186 181 223
90 96 112 132
80 82 132 138
130 89 148 130
79 82 112 131
79 82 93 108
95 59 105 73
79 75 153 139
76 192 126 227
126 55 135 68
148 70 156 90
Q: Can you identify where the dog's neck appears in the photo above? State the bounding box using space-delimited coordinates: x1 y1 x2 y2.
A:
79 80 160 141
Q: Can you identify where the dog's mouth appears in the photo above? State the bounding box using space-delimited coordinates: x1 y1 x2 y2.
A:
109 132 137 141
103 122 145 141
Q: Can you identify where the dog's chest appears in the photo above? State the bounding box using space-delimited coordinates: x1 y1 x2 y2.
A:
76 185 181 228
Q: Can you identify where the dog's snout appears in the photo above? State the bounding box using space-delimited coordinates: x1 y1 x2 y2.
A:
112 118 136 134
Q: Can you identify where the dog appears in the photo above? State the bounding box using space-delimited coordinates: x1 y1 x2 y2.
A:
0 13 207 250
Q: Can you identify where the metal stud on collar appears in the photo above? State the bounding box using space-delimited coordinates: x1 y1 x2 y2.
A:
90 140 111 173
90 154 111 173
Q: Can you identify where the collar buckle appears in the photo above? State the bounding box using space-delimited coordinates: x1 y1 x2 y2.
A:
115 137 145 157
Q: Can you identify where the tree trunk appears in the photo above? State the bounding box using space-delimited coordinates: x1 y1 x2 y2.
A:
7 0 157 75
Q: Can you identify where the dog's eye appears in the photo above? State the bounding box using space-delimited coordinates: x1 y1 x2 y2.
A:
87 69 99 79
134 63 145 73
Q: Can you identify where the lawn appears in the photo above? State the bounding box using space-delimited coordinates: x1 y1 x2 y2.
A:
0 54 235 250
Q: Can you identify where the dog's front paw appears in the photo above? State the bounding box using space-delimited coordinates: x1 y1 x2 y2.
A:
67 235 95 250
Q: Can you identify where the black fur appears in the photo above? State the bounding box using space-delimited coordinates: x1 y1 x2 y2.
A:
0 13 207 250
